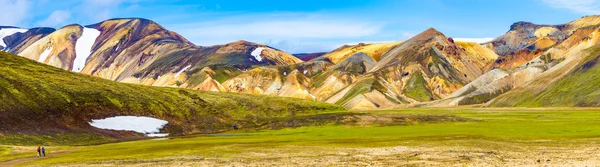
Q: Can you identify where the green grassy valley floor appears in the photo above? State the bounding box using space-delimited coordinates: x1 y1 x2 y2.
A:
3 108 600 166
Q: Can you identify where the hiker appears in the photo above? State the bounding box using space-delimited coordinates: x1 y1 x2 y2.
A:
36 146 41 157
42 146 46 157
233 123 239 130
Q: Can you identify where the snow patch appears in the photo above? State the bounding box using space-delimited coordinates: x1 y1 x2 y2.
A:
147 133 169 137
38 47 52 63
0 28 27 48
306 90 317 100
250 47 268 62
73 27 101 72
174 65 191 78
89 116 169 137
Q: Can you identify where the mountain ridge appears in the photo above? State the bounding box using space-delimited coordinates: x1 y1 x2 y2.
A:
4 16 600 109
0 19 500 109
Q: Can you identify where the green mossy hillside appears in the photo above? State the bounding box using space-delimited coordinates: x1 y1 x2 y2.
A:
0 51 343 144
404 72 434 101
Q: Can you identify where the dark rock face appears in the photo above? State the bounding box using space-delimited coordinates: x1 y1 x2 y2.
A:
4 27 55 53
293 52 327 61
510 21 538 31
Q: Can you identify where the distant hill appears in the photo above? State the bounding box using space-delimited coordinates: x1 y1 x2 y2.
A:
293 52 327 61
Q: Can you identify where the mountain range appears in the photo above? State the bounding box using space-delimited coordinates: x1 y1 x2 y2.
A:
3 16 600 109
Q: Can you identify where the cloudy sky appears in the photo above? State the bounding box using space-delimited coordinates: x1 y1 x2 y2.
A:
1 0 597 53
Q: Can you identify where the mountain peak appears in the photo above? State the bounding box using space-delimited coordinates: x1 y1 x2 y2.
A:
225 40 265 48
510 21 537 30
409 27 446 42
104 17 155 23
231 40 256 44
424 27 440 33
89 18 164 30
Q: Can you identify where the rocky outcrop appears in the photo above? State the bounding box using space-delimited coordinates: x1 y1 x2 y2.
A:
440 16 600 106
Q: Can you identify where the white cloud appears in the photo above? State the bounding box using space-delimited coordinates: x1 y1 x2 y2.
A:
37 10 71 27
167 14 383 46
264 40 341 54
165 13 383 53
175 20 381 40
454 37 494 43
78 0 132 23
0 0 30 26
542 0 600 14
166 13 384 53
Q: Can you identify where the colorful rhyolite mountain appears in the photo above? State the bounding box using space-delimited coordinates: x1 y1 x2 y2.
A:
442 15 600 107
5 16 600 109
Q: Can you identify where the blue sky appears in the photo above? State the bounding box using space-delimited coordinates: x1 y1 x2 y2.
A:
0 0 597 53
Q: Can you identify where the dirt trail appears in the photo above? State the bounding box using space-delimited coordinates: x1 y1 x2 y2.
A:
0 149 75 167
33 144 600 167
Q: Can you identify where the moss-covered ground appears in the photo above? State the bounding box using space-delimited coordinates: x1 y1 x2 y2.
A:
3 108 600 166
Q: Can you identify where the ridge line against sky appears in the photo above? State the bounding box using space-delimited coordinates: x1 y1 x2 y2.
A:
0 0 598 53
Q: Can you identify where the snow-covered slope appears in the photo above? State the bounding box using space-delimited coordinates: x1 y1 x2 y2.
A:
251 47 267 62
174 65 191 78
73 27 101 72
0 28 28 49
37 47 52 63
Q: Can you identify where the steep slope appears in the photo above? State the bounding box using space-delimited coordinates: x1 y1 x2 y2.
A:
489 46 600 106
5 18 303 90
17 25 83 70
0 51 342 144
298 45 397 109
9 18 194 77
2 27 55 53
316 42 402 63
484 15 600 70
446 20 600 106
333 52 376 74
484 21 566 57
0 27 28 50
369 28 496 100
128 40 303 89
300 28 498 109
78 18 193 80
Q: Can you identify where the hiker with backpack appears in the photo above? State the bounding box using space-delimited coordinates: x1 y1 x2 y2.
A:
36 146 41 157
